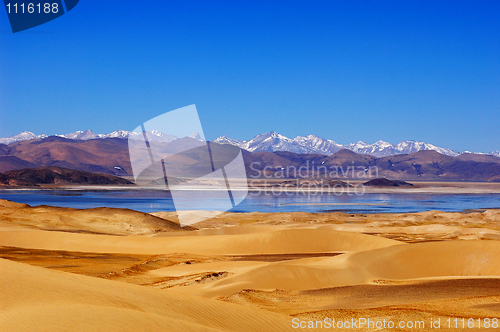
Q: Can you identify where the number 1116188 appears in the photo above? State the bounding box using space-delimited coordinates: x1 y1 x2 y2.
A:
6 3 59 14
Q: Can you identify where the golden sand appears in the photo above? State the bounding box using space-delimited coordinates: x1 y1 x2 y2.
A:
1 199 500 331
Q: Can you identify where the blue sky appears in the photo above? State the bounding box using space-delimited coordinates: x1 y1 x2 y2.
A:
0 1 499 152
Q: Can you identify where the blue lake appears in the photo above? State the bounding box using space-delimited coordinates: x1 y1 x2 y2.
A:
1 190 500 214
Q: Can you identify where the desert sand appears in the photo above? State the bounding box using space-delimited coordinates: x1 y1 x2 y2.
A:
1 198 500 331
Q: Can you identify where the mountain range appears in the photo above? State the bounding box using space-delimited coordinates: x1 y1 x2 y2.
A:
214 131 500 158
0 134 499 182
0 130 196 145
0 130 500 157
2 130 497 158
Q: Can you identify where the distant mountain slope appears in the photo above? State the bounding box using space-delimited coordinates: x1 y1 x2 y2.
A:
0 131 48 145
0 166 133 186
1 130 498 157
0 143 10 155
0 156 38 173
456 153 500 163
0 134 499 181
215 131 465 157
322 149 377 167
4 137 131 175
0 172 8 185
363 178 413 186
244 149 500 181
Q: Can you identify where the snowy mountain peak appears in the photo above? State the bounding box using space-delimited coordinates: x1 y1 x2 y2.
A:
213 132 477 157
190 132 203 140
0 131 48 145
374 140 392 147
104 130 136 139
56 129 99 140
141 130 177 142
213 135 244 146
1 130 498 158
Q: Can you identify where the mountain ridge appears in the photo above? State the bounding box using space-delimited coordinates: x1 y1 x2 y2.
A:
214 131 498 158
1 130 498 158
0 136 499 181
0 166 133 186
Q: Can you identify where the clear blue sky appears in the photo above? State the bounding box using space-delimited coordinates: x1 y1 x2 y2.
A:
1 1 499 152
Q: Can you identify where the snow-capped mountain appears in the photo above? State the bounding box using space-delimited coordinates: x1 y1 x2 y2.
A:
56 130 142 140
214 132 496 157
345 140 396 156
345 140 459 157
145 130 178 142
56 130 99 140
1 129 197 145
189 132 203 141
214 132 344 155
0 131 47 145
55 129 180 142
102 130 137 139
291 134 344 155
1 130 498 158
213 135 248 147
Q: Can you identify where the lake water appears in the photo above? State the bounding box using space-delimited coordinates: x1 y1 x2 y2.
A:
1 190 500 214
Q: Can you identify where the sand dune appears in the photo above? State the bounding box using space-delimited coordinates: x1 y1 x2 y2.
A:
222 278 500 316
0 227 401 255
318 223 500 241
192 240 500 297
185 209 500 232
0 199 28 208
0 199 186 235
2 199 500 331
0 258 300 332
148 260 268 278
151 210 224 226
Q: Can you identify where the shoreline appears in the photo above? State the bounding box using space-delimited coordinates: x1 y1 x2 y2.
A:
1 183 500 194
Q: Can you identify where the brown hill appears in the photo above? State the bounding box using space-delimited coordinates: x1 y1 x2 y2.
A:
243 149 500 181
244 151 304 178
375 150 500 181
487 174 500 182
0 172 8 185
0 156 38 173
5 137 131 175
2 136 500 181
1 166 133 186
322 149 376 167
272 151 327 165
243 150 375 178
456 153 500 163
0 143 11 155
363 178 413 187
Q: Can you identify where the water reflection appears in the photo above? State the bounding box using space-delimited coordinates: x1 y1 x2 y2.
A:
0 190 499 214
